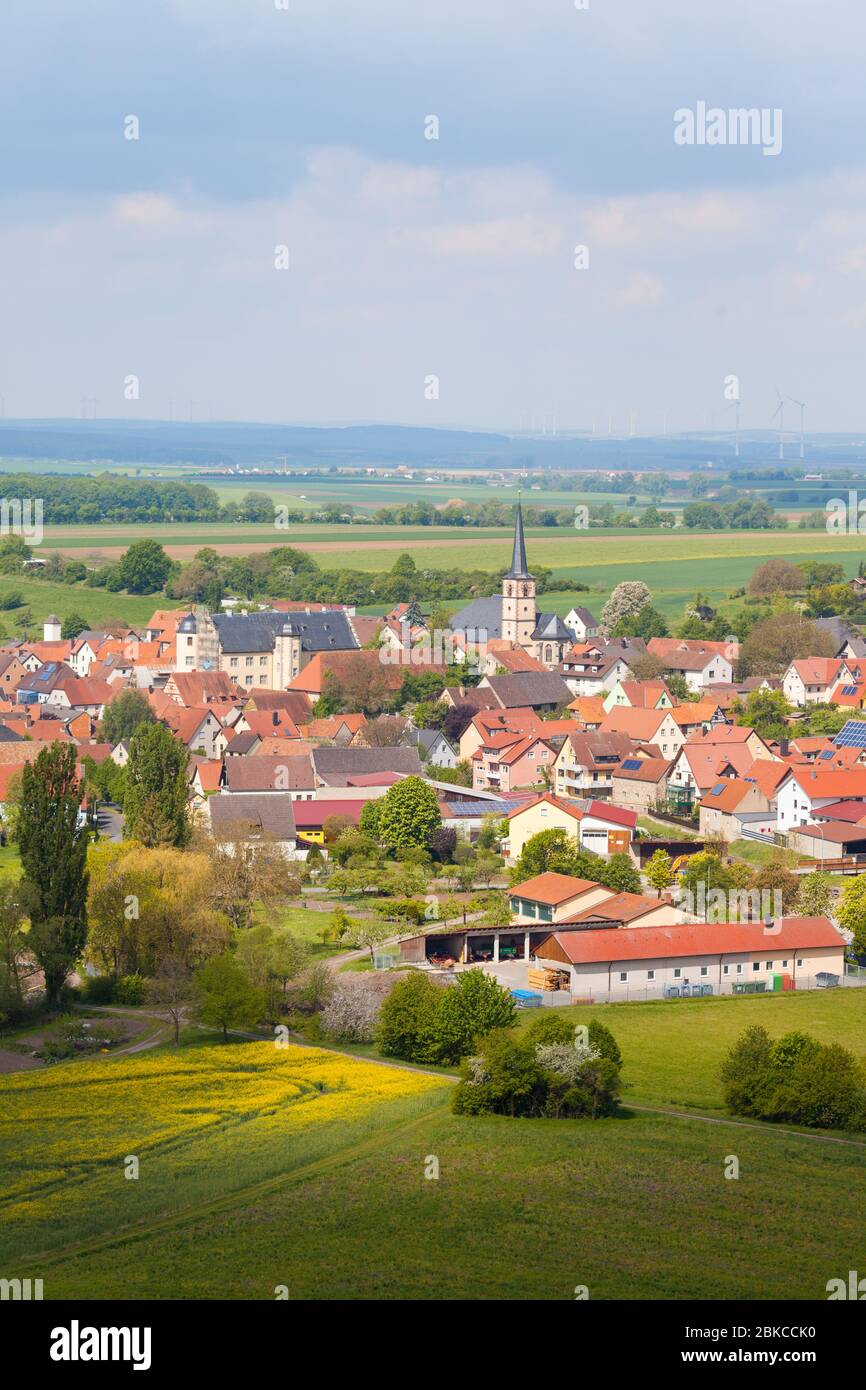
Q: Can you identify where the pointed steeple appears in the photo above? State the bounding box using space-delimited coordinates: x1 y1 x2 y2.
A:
505 498 532 579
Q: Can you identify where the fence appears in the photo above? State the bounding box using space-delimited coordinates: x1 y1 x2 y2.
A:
548 971 865 1006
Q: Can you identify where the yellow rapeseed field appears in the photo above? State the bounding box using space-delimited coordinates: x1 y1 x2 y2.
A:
0 1042 448 1261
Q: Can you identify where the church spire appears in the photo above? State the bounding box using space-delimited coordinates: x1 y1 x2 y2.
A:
505 497 531 579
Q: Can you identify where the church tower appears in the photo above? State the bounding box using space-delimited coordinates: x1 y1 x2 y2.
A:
501 500 536 647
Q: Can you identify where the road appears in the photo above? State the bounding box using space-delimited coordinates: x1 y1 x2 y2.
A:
96 804 124 842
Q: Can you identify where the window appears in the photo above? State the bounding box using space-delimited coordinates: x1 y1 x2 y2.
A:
673 968 682 979
797 959 803 967
765 961 773 969
722 965 729 975
736 964 743 974
700 967 708 977
187 635 193 646
245 656 253 667
647 969 655 981
244 675 253 685
230 657 238 668
259 656 267 667
782 959 789 968
752 962 760 972
618 972 627 983
259 675 267 684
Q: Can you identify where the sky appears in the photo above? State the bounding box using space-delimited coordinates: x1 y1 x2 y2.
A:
2 0 866 433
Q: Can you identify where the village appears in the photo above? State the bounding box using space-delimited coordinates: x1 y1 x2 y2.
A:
0 503 861 1011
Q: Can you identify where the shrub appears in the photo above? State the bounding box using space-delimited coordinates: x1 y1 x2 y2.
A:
82 974 117 1005
720 1026 866 1131
115 973 147 1006
433 969 515 1064
375 972 442 1063
452 1021 623 1120
321 979 383 1042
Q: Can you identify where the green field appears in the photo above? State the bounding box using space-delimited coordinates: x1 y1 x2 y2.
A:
527 990 866 1112
4 990 865 1300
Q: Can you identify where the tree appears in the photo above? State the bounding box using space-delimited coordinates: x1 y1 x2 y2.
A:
376 971 442 1062
510 828 601 883
124 721 190 847
358 799 381 840
794 871 833 920
60 612 89 641
433 969 516 1064
377 775 441 851
147 954 194 1044
645 848 675 897
738 612 836 678
429 825 458 863
748 559 804 597
341 917 393 963
194 953 264 1040
732 689 792 740
101 689 156 747
18 743 89 1007
599 853 642 894
836 875 866 956
611 603 669 641
600 581 652 634
86 842 231 977
234 923 308 1016
0 881 37 1018
116 539 173 594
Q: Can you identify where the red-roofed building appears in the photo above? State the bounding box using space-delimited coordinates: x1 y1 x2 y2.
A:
535 917 846 997
504 793 636 862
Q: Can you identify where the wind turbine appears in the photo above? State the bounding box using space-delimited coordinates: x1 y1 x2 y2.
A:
788 396 806 459
772 389 785 461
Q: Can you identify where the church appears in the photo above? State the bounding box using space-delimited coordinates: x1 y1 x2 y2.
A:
450 501 572 668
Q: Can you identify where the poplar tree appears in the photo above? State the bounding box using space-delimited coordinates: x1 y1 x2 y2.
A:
18 743 89 1007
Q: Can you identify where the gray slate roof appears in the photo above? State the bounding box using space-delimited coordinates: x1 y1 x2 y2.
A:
311 746 423 785
211 610 358 655
209 793 296 842
449 596 502 641
482 672 572 708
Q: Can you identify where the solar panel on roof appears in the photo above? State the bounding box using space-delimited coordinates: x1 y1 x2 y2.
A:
834 720 866 748
620 758 642 771
819 748 835 759
710 783 725 796
842 685 859 696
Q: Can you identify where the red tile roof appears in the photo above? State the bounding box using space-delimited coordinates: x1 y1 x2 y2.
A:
541 917 844 964
509 871 603 905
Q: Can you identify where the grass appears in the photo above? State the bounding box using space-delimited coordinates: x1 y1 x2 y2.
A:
5 990 866 1299
518 989 866 1112
729 839 797 867
0 842 21 881
16 1104 865 1301
637 816 698 840
253 903 344 958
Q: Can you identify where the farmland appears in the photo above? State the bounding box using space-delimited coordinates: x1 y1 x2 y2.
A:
0 1037 448 1266
15 521 866 628
4 992 865 1300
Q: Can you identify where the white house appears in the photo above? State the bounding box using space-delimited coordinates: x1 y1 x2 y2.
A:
775 766 866 832
782 659 851 707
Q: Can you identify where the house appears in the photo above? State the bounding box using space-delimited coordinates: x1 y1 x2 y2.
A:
0 653 27 697
504 793 636 862
243 689 313 724
507 872 613 924
533 917 846 999
691 723 775 761
563 606 600 643
472 732 557 793
698 778 772 843
208 792 298 858
288 649 422 701
291 797 368 845
177 607 359 687
558 643 633 697
599 706 683 760
666 742 754 808
222 754 316 798
647 639 733 692
669 702 724 739
310 746 423 787
602 679 673 712
566 695 607 728
557 892 693 929
481 644 548 677
783 659 851 707
417 728 459 769
164 670 240 707
553 730 649 800
477 672 573 712
458 708 541 761
161 705 228 759
610 756 672 811
775 766 866 833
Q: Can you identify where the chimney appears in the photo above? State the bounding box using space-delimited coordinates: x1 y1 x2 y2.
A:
779 736 789 756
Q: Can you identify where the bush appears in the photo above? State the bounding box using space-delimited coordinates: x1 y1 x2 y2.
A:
321 979 383 1042
115 973 147 1006
82 974 117 1005
375 972 442 1063
452 1020 622 1120
720 1026 866 1131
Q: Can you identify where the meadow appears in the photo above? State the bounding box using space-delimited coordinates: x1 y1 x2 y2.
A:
4 990 865 1300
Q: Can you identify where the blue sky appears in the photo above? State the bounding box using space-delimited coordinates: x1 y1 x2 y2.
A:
2 0 866 431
